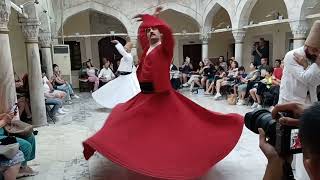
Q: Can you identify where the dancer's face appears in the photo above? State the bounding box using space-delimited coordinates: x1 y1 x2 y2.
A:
146 27 161 42
305 46 320 63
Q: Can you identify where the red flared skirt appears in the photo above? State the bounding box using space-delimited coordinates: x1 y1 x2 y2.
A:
83 90 244 179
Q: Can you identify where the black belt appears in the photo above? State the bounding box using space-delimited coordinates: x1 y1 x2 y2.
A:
119 71 132 75
140 82 154 93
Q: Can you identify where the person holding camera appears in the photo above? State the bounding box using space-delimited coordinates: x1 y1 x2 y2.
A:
252 38 269 67
258 102 320 180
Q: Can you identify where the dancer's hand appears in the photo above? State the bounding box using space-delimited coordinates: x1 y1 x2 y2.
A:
133 14 143 22
271 102 304 127
294 52 308 69
111 40 119 44
154 6 163 17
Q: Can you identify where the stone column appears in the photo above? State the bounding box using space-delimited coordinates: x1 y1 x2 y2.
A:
291 21 308 49
21 16 47 126
0 0 17 114
201 34 209 60
39 31 53 78
232 30 246 66
129 36 138 65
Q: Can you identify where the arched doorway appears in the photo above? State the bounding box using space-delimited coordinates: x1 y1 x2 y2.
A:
61 10 128 69
158 9 200 69
98 36 126 71
210 5 234 62
244 0 289 66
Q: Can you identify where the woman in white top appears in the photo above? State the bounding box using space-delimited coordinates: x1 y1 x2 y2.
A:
92 40 140 109
214 61 239 100
98 59 115 83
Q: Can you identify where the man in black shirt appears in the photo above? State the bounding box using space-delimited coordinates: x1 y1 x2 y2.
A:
252 38 269 66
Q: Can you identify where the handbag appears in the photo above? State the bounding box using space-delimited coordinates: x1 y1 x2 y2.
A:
227 94 237 105
4 121 33 138
0 136 19 159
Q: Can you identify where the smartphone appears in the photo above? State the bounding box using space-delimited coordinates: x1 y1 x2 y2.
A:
10 104 18 115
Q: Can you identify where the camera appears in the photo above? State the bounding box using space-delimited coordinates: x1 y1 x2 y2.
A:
245 109 302 155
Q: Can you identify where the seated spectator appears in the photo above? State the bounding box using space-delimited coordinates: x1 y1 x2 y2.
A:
0 112 38 178
52 64 79 102
249 66 274 109
180 56 193 84
232 66 247 95
214 61 239 100
14 72 32 122
205 66 226 95
258 58 268 71
219 56 228 71
0 112 24 180
42 67 68 116
236 62 259 105
17 97 31 122
272 59 283 85
236 66 247 80
267 59 284 108
182 61 204 87
170 63 181 89
189 59 212 90
261 102 320 180
98 59 115 87
227 58 234 70
205 63 220 90
200 59 215 89
86 61 99 91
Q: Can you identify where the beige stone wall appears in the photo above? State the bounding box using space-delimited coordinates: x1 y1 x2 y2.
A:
63 11 91 35
208 32 234 60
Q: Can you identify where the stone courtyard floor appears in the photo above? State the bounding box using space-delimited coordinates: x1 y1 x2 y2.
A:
21 90 268 180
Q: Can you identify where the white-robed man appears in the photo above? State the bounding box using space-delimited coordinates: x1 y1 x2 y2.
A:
92 40 141 109
278 20 320 180
279 20 320 105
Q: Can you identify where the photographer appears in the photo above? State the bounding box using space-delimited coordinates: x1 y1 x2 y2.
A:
259 102 320 180
252 38 269 67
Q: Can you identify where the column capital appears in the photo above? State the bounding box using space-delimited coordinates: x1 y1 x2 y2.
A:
39 31 52 48
232 30 246 43
0 0 11 33
21 18 40 43
290 20 308 40
200 33 209 44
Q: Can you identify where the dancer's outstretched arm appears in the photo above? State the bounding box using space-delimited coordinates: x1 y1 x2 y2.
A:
111 40 131 59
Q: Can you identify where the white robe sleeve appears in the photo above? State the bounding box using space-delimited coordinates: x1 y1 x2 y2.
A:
115 43 130 59
286 53 320 86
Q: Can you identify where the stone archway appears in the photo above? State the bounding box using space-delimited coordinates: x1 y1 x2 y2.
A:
156 8 201 67
202 1 233 31
201 2 234 62
58 1 134 37
236 0 290 29
140 1 202 29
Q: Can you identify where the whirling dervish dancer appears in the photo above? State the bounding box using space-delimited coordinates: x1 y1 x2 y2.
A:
84 7 244 180
92 40 141 109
